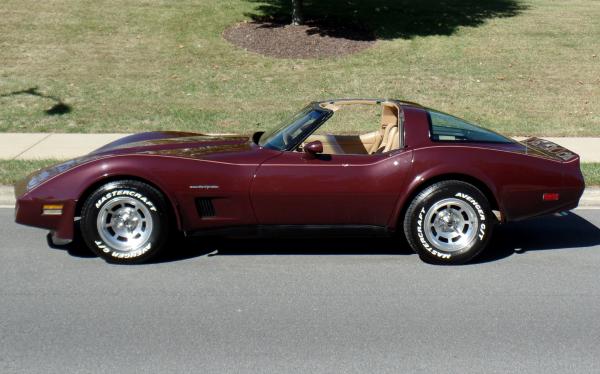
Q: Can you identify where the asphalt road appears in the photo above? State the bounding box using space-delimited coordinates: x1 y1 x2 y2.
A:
2 208 600 374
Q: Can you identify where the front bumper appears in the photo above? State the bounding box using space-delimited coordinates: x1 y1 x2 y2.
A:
15 195 76 242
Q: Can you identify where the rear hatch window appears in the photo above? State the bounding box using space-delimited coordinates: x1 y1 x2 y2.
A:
427 110 513 144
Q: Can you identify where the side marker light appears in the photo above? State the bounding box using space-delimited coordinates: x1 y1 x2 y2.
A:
42 204 63 215
542 193 560 201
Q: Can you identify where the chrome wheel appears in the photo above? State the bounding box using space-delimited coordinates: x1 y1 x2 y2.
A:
423 198 478 253
96 197 153 252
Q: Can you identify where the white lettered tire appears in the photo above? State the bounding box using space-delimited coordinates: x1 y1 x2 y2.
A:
403 180 494 264
80 180 171 264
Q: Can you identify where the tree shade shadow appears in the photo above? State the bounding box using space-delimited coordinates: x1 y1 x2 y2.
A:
244 0 525 40
0 87 72 116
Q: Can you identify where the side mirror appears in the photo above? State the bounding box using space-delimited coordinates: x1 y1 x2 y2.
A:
303 140 323 158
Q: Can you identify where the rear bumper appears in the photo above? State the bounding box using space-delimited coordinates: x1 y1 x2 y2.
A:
502 192 581 222
500 164 584 222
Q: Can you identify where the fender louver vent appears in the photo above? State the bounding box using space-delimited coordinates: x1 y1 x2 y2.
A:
195 198 216 217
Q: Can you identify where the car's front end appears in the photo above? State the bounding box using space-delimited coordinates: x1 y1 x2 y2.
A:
14 156 104 244
14 130 267 246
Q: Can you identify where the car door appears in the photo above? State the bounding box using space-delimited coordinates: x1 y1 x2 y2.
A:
250 149 413 226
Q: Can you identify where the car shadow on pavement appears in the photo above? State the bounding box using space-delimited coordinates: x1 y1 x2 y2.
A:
46 233 96 258
50 212 599 264
164 211 600 264
473 211 600 263
47 231 415 263
155 234 414 263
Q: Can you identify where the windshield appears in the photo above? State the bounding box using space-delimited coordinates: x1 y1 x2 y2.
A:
428 110 512 143
258 105 332 151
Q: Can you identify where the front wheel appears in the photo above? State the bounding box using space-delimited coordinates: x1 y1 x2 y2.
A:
80 180 171 264
403 180 495 264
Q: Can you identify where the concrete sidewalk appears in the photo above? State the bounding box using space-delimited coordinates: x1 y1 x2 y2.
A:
0 133 125 160
0 133 599 162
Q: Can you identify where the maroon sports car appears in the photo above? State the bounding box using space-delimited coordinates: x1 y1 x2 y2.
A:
15 99 584 264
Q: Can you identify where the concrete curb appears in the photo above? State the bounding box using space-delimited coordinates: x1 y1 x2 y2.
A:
0 186 14 207
2 186 600 209
579 187 600 208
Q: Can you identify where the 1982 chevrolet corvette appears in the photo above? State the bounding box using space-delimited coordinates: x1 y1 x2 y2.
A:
15 99 585 264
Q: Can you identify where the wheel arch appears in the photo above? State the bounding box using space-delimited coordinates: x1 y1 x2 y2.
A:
74 174 182 231
392 173 501 230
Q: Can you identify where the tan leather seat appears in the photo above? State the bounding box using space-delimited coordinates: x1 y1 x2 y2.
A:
383 126 398 153
367 132 383 154
389 127 400 151
371 124 398 154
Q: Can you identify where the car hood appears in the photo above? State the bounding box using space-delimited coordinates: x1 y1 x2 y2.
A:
90 131 254 159
15 132 258 196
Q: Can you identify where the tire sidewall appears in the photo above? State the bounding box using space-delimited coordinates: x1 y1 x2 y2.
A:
81 181 169 263
409 183 492 264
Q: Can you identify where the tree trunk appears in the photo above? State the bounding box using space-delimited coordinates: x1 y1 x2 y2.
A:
291 0 303 25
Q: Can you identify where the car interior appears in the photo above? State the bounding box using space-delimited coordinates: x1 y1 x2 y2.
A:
301 100 401 155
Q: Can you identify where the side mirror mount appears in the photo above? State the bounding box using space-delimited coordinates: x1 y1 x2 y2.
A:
303 140 323 158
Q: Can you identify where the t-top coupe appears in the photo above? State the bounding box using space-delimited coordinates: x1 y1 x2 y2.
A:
15 99 584 264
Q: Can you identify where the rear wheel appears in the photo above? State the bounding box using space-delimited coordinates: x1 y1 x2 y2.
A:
403 180 494 264
80 180 171 264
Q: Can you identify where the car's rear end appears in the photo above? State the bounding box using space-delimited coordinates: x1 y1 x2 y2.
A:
519 137 585 212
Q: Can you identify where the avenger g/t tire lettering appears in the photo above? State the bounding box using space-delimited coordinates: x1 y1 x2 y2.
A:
404 180 494 264
80 180 171 264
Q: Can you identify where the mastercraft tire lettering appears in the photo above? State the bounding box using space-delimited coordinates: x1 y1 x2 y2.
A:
80 180 171 264
404 180 495 264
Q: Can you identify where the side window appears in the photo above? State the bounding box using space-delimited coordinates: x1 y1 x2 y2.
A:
303 103 400 156
428 110 512 143
313 104 381 136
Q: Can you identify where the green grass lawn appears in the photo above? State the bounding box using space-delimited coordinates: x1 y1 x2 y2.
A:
1 160 598 187
0 0 599 135
0 159 62 185
582 163 600 186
